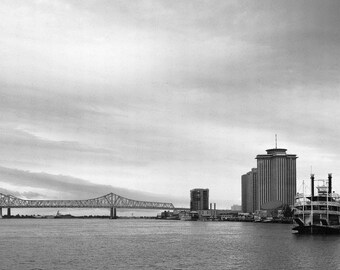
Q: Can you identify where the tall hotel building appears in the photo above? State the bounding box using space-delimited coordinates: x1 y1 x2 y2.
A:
242 147 297 212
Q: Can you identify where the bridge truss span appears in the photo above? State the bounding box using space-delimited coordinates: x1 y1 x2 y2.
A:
0 192 175 210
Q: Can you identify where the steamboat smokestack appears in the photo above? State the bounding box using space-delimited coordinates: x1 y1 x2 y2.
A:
328 173 332 194
311 174 315 199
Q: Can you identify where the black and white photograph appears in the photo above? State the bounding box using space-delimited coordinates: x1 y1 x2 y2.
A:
1 1 340 269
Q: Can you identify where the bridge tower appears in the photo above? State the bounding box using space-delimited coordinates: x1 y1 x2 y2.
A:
110 207 117 219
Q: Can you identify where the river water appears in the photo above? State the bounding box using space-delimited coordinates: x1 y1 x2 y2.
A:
1 219 340 270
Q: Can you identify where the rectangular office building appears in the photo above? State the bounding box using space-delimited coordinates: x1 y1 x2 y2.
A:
241 168 257 213
190 188 209 211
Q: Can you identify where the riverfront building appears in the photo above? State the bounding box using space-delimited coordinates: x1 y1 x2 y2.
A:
190 188 209 211
241 168 257 213
256 148 297 209
242 147 297 212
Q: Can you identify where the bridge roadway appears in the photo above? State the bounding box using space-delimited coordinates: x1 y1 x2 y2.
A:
0 192 187 218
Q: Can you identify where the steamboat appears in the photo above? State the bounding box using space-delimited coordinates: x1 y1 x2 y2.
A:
293 174 340 234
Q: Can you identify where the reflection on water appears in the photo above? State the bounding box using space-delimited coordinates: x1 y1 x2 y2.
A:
1 219 340 269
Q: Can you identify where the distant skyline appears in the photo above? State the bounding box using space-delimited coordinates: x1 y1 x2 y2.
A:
1 0 340 208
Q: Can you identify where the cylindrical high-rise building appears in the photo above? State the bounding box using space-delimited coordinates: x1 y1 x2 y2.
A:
256 148 297 210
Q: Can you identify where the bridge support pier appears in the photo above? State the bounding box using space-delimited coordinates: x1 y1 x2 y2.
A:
7 208 11 217
110 207 117 219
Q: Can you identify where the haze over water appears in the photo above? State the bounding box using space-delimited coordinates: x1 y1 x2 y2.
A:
1 219 340 270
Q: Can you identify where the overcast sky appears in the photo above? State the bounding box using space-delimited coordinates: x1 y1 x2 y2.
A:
1 0 340 208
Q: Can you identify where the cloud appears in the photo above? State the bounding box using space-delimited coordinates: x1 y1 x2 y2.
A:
0 0 340 205
0 165 186 203
0 165 240 209
0 187 44 199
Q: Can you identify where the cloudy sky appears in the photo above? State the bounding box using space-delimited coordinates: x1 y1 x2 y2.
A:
1 0 340 208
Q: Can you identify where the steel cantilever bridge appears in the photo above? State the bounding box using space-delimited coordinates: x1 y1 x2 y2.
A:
0 192 176 219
